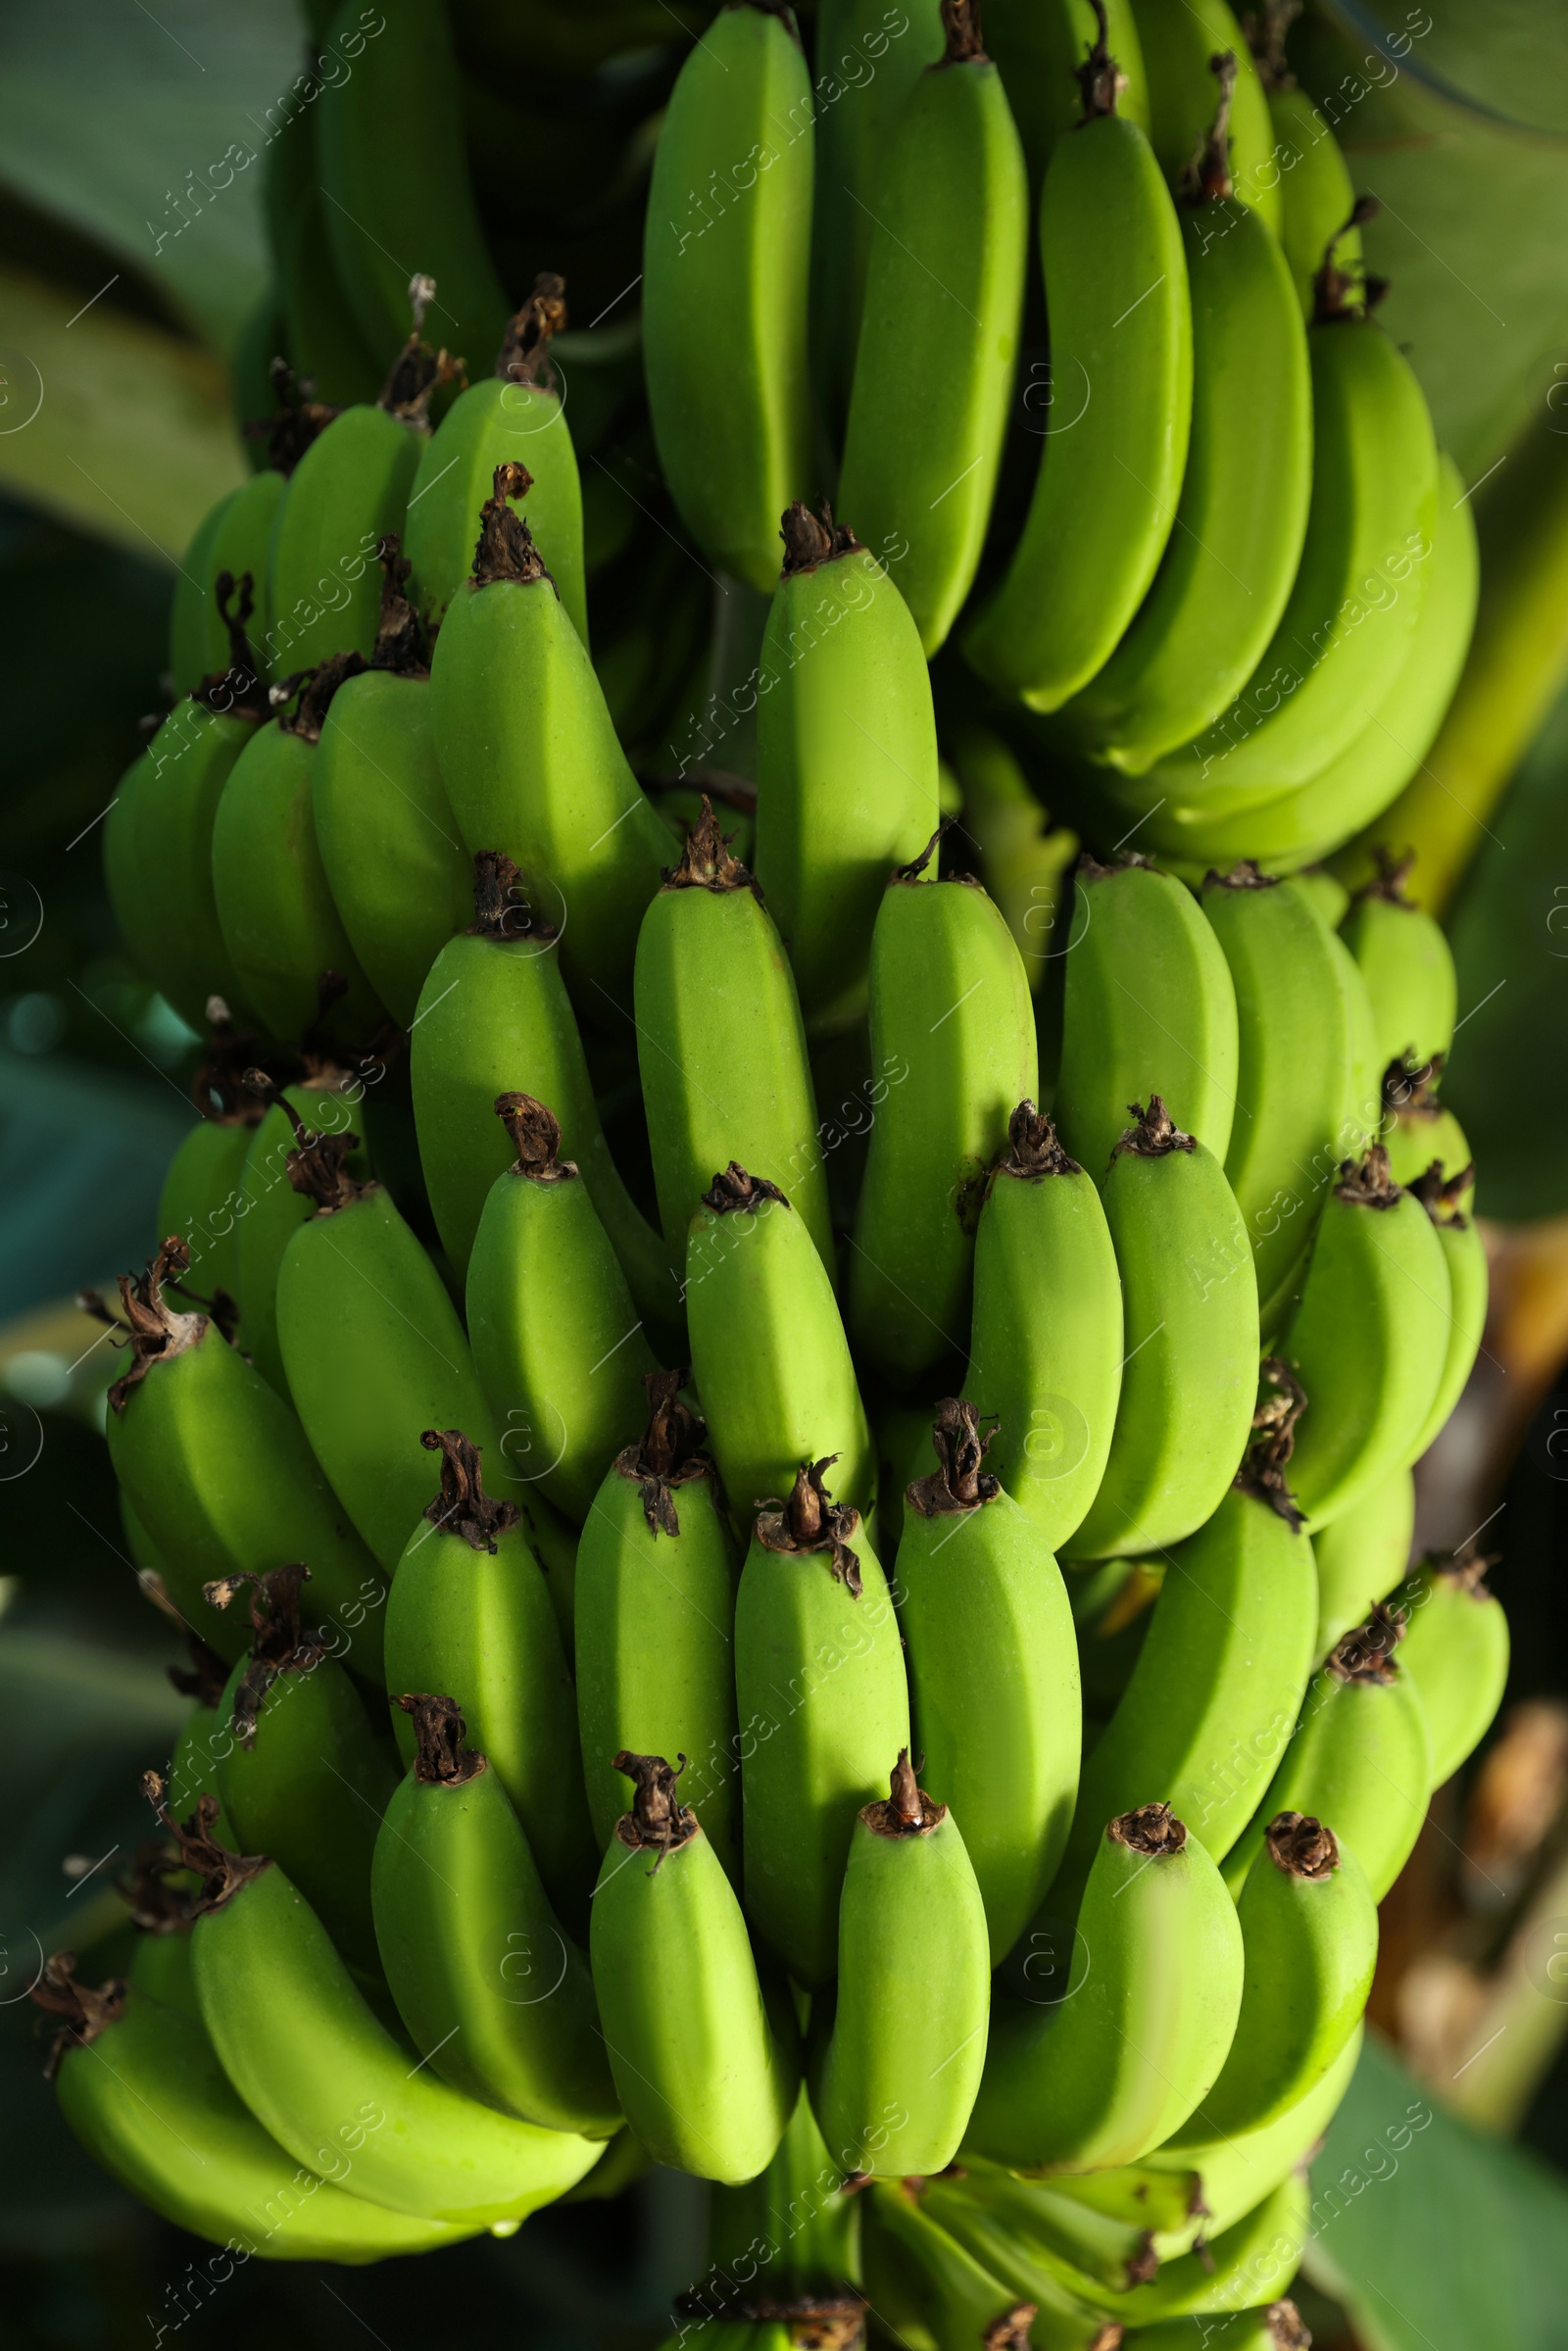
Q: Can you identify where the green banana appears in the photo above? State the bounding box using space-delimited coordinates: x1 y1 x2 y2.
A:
735 1459 910 1986
1130 0 1282 235
932 2147 1205 2293
270 115 387 410
848 838 1039 1387
92 1241 387 1672
157 1053 265 1313
1131 2303 1313 2350
1145 2019 1361 2235
588 1752 799 2182
211 663 389 1047
753 504 940 1024
210 1567 397 1972
122 1841 202 2017
371 1693 619 2133
963 24 1192 713
1404 1162 1488 1461
895 1400 1080 1962
687 1164 873 1521
382 1430 597 1920
427 463 670 1011
635 801 834 1268
642 0 815 592
1381 1056 1473 1201
36 1961 475 2261
966 1103 1123 1550
837 0 1029 655
317 0 511 367
171 467 292 696
1391 1547 1510 1787
965 1802 1245 2169
1201 866 1361 1321
1054 857 1240 1173
1224 1606 1433 1900
813 1751 990 2177
170 492 234 698
1263 57 1361 318
1064 1099 1258 1561
409 852 677 1334
160 1786 601 2222
709 2080 859 2292
1342 853 1459 1071
573 1373 740 1876
236 1069 373 1395
1059 1467 1318 1894
1275 1144 1451 1528
945 728 1082 997
311 541 472 1028
1053 83 1310 776
864 2178 1115 2351
467 1094 658 1522
271 1113 499 1573
405 276 587 643
1165 1812 1376 2146
1312 1464 1414 1661
983 0 1151 189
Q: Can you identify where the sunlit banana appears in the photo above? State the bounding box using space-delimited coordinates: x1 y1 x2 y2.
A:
1380 1055 1473 1202
1342 851 1459 1071
1131 0 1281 234
1404 1160 1488 1461
1312 1464 1414 1662
865 2176 1114 2351
982 0 1152 191
1391 1546 1510 1787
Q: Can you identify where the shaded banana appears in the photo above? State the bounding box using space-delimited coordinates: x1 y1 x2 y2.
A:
236 1068 373 1395
1262 63 1361 318
709 2080 859 2293
944 728 1082 998
1311 1463 1414 1662
157 1044 265 1312
1341 852 1459 1072
983 0 1152 190
865 2177 1113 2351
1144 2019 1361 2238
1131 0 1282 234
1404 1160 1488 1461
1380 1055 1473 1201
1391 1546 1509 1787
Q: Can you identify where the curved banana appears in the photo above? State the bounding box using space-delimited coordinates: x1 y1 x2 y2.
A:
754 504 940 1023
1380 1055 1473 1202
1132 2302 1314 2350
1275 1144 1450 1528
588 1752 799 2183
983 0 1152 188
1312 1463 1414 1662
172 470 283 687
963 21 1191 712
837 0 1028 655
382 1430 596 1922
1224 1606 1433 1900
94 1241 387 1672
236 1069 372 1395
170 492 235 698
1145 2019 1361 2235
1404 1162 1487 1461
848 836 1039 1388
405 276 587 642
1131 0 1281 234
966 1103 1123 1552
945 727 1082 996
157 1049 265 1312
642 0 813 592
687 1163 873 1522
1391 1547 1510 1787
1342 852 1459 1071
1064 1098 1258 1562
467 1094 658 1523
895 1400 1081 1963
735 1459 910 1987
1054 857 1240 1173
865 2177 1116 2351
635 801 834 1268
710 2080 858 2291
965 1802 1245 2169
1264 69 1360 318
371 1694 619 2134
1165 1811 1376 2145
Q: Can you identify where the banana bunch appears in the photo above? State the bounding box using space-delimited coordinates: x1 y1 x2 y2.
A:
56 0 1509 2331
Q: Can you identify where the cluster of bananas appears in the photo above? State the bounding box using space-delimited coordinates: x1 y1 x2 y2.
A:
42 0 1508 2344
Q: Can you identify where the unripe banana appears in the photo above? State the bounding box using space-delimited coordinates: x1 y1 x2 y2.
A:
429 464 672 1013
709 2080 858 2291
467 1095 658 1523
963 25 1192 712
1380 1055 1473 1201
735 1459 911 1986
311 542 472 1028
410 852 677 1334
1130 0 1282 233
589 1752 799 2182
837 0 1028 655
945 728 1082 996
865 2179 1110 2351
1390 1546 1509 1787
157 1045 266 1312
1165 1812 1376 2145
849 839 1039 1387
754 504 940 1023
642 0 815 592
983 0 1152 189
574 1374 741 1878
1311 1464 1414 1661
1224 1606 1433 1900
93 1241 388 1673
172 465 295 695
371 1694 619 2134
1264 68 1360 318
236 1069 372 1395
895 1401 1080 1961
404 277 587 643
1054 857 1240 1174
635 802 834 1268
270 128 386 410
929 2146 1204 2295
36 1960 474 2260
965 1802 1245 2169
1058 1467 1318 1895
1341 853 1459 1071
209 1567 396 1973
271 1113 498 1573
687 1164 873 1522
965 1104 1123 1552
813 1750 990 2177
1404 1162 1488 1462
1064 1099 1258 1562
170 492 235 697
382 1431 597 1922
1275 1144 1450 1528
1145 2020 1361 2238
1132 2303 1313 2351
160 1786 601 2222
